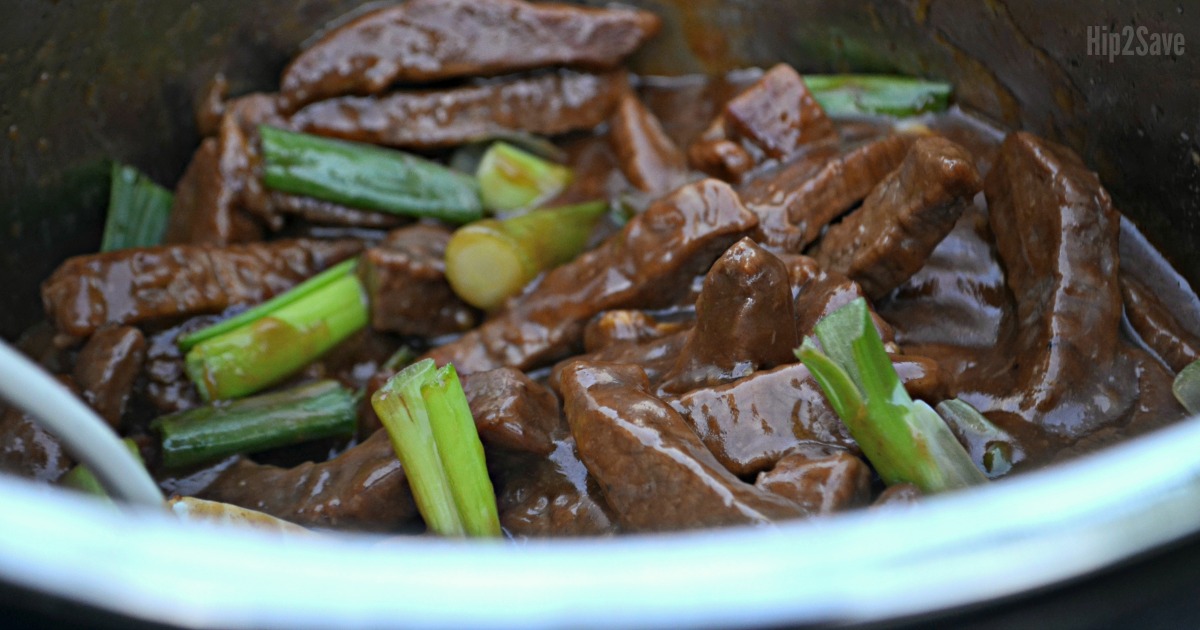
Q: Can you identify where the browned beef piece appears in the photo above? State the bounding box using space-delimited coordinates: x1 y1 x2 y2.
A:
0 377 75 483
689 64 836 182
754 445 872 515
669 357 942 476
143 315 220 414
560 361 804 531
422 179 758 373
1121 273 1200 372
72 325 146 429
873 483 922 507
608 92 688 196
41 238 361 338
462 367 564 457
164 136 263 246
582 310 689 353
659 238 798 395
271 192 407 229
549 328 690 397
743 135 913 253
359 225 477 338
811 136 982 300
198 429 416 532
790 261 895 344
278 0 659 111
498 438 618 537
289 69 628 150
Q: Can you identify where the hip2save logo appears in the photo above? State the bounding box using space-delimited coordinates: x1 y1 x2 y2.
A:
1088 25 1185 61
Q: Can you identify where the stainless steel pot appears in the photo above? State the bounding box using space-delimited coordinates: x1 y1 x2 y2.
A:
1 1 1199 627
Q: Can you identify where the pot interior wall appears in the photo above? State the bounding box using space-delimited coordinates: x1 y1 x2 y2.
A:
1 0 1196 338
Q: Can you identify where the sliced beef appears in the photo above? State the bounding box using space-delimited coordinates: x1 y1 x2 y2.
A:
498 438 618 537
790 262 895 344
743 135 913 253
1121 273 1200 372
142 315 220 414
549 328 690 396
289 69 629 150
278 0 659 111
462 367 564 457
659 238 798 395
41 238 361 338
198 429 416 532
608 92 688 196
689 64 836 182
422 179 758 373
873 483 922 507
0 377 75 483
810 136 982 300
271 192 408 229
754 445 872 515
582 309 689 353
164 136 263 246
560 361 804 531
359 225 477 338
669 357 942 476
72 325 146 429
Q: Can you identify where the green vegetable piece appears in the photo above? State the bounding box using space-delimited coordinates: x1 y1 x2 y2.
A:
61 438 144 499
153 380 357 469
936 398 1019 478
99 163 173 252
803 75 952 117
1173 359 1200 415
445 200 608 310
184 262 369 401
797 298 986 493
476 141 573 212
259 126 482 223
371 358 500 538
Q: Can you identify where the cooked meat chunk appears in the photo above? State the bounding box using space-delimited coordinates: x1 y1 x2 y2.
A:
790 261 895 343
560 361 804 531
744 135 913 252
1121 273 1200 372
873 483 922 507
143 315 220 414
754 446 872 514
659 238 798 395
164 136 263 246
199 429 416 532
290 69 629 150
278 0 659 111
462 368 564 456
582 310 689 353
608 92 688 196
270 192 407 229
359 225 477 338
41 238 361 338
689 64 836 181
0 377 76 483
811 136 982 299
72 325 146 429
423 179 758 373
550 328 690 396
498 438 618 537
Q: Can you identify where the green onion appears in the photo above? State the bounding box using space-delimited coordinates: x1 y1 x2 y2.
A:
99 162 173 252
153 380 357 469
476 141 573 212
1173 359 1200 415
371 358 500 537
259 126 482 223
184 261 368 401
936 398 1018 478
803 75 952 117
60 438 144 498
445 200 607 310
796 298 986 493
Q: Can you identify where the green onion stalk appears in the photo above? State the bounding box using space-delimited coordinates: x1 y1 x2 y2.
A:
475 141 573 213
803 75 952 117
1174 359 1200 415
182 258 368 401
371 359 500 538
100 162 174 252
60 438 145 499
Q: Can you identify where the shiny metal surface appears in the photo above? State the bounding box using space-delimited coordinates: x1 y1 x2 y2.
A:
1 1 1199 626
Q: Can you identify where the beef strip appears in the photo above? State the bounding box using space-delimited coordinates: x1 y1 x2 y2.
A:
164 136 263 246
742 135 913 253
498 437 618 537
422 179 758 373
582 309 689 353
278 0 659 111
41 238 361 338
0 377 75 483
659 238 798 395
289 69 629 150
667 356 940 476
142 315 221 414
270 192 408 230
198 429 416 532
754 445 872 515
787 257 895 344
462 367 564 457
810 136 982 300
359 225 477 338
560 361 804 531
608 92 688 196
1121 273 1200 372
548 328 690 396
689 64 836 182
72 325 146 429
